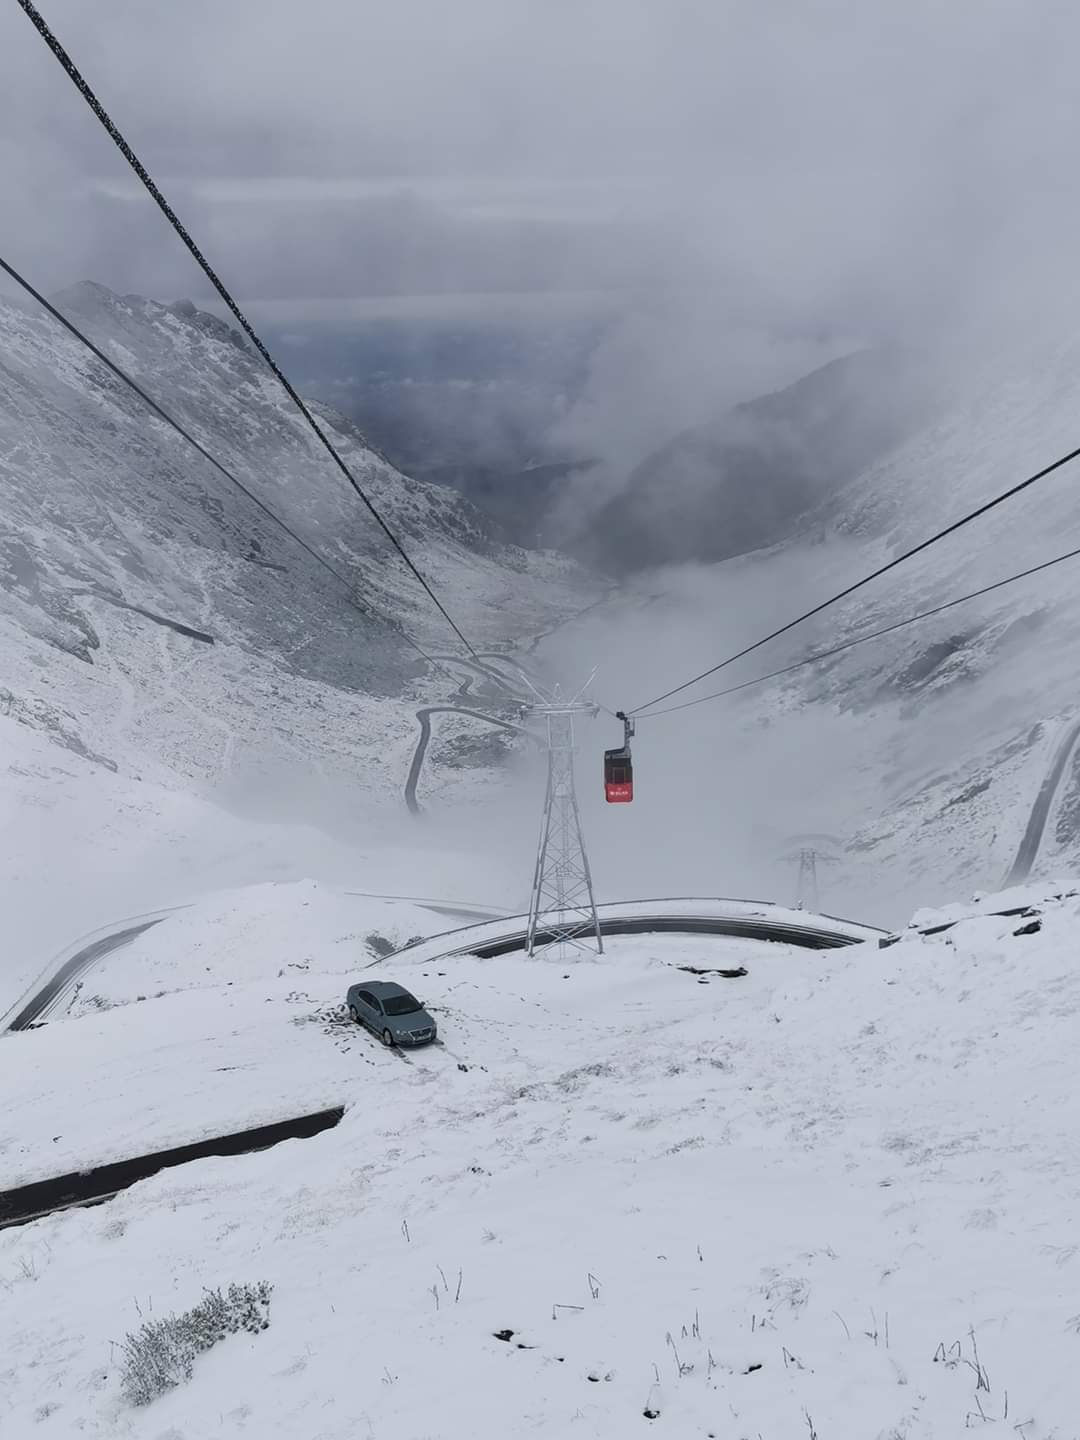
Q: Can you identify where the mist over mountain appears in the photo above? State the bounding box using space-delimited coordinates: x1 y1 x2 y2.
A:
267 310 605 546
574 347 943 574
268 310 876 557
6 268 1080 930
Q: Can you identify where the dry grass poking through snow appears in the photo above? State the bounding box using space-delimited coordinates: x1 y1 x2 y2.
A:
119 1282 273 1407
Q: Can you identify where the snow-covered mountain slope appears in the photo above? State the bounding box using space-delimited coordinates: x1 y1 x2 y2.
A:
2 879 1079 1436
0 281 595 764
766 330 1080 900
0 281 602 997
0 707 541 1011
540 329 1080 923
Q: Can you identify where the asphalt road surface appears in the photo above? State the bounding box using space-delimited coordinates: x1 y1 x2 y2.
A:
1001 716 1080 887
4 894 506 1034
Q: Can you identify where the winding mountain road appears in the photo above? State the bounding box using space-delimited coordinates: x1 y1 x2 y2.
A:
405 705 541 814
2 892 508 1035
370 897 886 964
14 703 1076 1036
4 653 543 1033
0 909 184 1034
1001 715 1080 887
426 653 540 699
403 649 546 814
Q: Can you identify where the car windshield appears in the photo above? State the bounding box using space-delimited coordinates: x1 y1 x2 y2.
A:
382 994 422 1016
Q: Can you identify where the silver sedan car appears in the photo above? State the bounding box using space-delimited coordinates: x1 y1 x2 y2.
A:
346 980 438 1047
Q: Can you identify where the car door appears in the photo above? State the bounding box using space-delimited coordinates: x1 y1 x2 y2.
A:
356 990 382 1032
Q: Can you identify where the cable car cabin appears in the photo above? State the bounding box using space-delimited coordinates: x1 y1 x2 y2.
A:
604 746 634 803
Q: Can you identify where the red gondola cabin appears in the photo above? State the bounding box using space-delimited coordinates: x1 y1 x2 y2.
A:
604 746 633 803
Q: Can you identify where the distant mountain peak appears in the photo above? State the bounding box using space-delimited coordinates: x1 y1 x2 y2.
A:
164 297 248 351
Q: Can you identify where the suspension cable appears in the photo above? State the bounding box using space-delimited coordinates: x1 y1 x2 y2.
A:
625 444 1080 716
0 252 445 668
633 543 1080 718
15 0 479 659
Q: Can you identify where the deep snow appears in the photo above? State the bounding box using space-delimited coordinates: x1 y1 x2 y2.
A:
2 879 1079 1437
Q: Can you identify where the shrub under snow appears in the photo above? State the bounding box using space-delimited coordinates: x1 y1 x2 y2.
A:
119 1281 273 1407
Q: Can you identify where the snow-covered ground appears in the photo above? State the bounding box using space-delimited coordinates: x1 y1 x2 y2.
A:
0 707 538 1011
2 879 1079 1437
6 279 1080 1438
0 280 600 1006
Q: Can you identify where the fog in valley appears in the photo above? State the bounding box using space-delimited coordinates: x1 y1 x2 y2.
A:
4 0 1080 958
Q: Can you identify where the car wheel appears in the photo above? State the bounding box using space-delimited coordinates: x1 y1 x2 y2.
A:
348 1004 360 1024
381 1028 395 1047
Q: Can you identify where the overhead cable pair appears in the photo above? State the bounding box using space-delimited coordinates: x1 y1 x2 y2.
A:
13 0 478 661
0 254 452 671
626 446 1080 719
17 0 1080 730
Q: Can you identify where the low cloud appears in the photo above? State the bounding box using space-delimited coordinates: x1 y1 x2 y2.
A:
4 1 1080 491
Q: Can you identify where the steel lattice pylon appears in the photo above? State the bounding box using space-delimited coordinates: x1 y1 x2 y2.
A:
525 690 603 958
793 849 819 911
778 835 841 911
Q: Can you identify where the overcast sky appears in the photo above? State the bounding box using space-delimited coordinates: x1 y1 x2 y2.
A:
2 1 1076 312
3 0 1080 465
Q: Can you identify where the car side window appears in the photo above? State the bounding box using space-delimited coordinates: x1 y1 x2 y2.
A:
368 994 383 1012
356 990 374 1008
